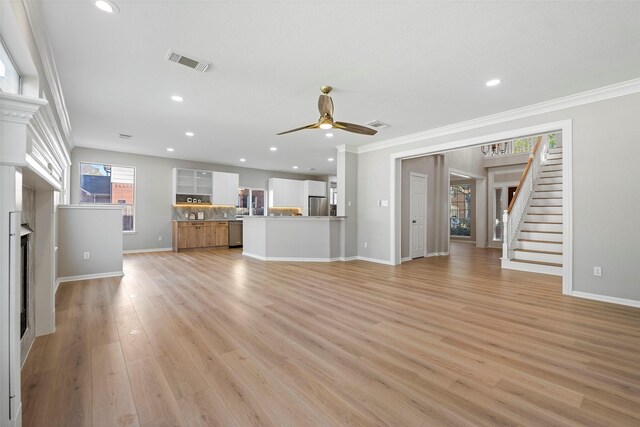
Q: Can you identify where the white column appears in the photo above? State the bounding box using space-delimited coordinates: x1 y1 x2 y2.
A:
337 145 358 258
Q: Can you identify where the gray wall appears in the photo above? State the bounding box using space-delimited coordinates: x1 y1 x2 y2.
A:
57 206 123 278
70 147 315 251
401 155 447 258
357 92 640 301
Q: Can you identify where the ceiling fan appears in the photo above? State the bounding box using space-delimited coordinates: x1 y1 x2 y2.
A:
277 86 377 136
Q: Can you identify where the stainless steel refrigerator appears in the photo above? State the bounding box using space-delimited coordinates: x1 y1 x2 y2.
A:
308 196 328 216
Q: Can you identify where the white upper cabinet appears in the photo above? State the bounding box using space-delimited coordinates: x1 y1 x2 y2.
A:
306 180 326 197
212 171 240 206
174 168 213 196
173 168 238 205
268 178 304 208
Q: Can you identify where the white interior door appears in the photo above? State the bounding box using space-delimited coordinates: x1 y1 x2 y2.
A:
410 173 426 259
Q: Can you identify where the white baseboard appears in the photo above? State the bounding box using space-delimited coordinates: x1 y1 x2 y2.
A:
571 291 640 309
355 256 395 265
427 252 449 257
401 257 412 262
123 247 172 254
501 259 562 276
9 404 21 427
56 271 124 289
243 252 355 262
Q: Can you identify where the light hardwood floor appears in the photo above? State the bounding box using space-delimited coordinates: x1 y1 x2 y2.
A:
21 243 640 426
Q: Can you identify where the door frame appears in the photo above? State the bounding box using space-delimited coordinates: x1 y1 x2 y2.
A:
408 172 427 259
389 119 573 295
447 167 486 250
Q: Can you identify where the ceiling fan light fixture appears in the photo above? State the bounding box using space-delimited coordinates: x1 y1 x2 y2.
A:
95 0 119 14
319 123 333 130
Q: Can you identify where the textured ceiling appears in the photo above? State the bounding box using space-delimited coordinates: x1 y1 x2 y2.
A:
40 0 640 175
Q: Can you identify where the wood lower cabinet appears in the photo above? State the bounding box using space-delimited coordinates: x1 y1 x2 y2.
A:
172 221 229 251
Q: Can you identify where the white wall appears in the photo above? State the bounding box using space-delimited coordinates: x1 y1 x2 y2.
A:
70 147 316 251
57 206 123 279
357 92 640 301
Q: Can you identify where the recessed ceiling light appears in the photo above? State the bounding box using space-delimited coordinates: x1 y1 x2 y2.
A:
95 0 119 14
185 131 194 137
325 133 333 138
270 147 277 151
292 166 299 169
171 95 184 102
328 158 335 162
486 79 501 87
166 148 174 152
240 158 246 162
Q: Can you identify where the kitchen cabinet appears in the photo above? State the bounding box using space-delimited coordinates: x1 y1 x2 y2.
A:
306 180 327 197
212 172 240 206
172 221 229 251
268 178 304 208
173 168 213 197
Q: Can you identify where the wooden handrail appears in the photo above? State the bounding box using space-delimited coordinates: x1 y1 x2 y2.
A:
506 136 543 214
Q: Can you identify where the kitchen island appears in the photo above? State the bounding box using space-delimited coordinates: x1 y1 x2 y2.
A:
243 216 346 261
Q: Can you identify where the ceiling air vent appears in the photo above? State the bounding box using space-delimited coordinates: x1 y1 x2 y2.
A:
365 120 390 129
166 50 211 72
119 133 132 140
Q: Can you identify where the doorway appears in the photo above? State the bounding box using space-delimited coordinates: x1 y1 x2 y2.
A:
409 173 427 259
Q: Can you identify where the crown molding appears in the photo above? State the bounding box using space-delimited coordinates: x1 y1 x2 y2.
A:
358 77 640 154
0 92 47 124
20 0 74 148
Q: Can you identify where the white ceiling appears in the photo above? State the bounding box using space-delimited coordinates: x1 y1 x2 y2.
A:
40 0 640 175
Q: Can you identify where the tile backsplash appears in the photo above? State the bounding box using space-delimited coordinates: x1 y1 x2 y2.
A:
267 207 301 216
171 205 237 220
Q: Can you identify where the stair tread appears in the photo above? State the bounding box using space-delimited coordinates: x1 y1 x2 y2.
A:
537 183 562 185
518 239 562 245
524 221 563 224
532 196 563 199
511 259 563 268
535 189 563 192
515 248 562 255
528 205 563 208
521 230 563 234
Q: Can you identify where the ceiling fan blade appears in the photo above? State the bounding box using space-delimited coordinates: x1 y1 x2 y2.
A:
318 94 334 116
334 122 377 136
276 123 319 135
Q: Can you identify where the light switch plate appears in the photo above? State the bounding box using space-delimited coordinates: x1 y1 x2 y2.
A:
381 200 389 207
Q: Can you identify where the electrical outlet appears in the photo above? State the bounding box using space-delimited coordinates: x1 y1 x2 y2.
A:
224 213 228 218
381 200 389 207
158 236 163 241
364 242 368 248
593 266 602 277
83 251 90 260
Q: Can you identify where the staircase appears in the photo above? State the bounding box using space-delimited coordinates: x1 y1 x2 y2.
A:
502 137 564 276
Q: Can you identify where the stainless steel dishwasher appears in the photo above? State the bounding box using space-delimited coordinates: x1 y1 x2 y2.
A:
228 220 243 248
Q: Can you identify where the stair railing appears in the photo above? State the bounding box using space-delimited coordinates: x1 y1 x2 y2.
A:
502 135 546 260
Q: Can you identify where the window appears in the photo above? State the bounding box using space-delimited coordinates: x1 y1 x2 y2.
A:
237 188 264 216
80 163 136 231
0 37 21 94
450 184 471 237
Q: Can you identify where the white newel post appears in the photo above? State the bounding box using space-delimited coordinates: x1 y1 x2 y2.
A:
502 210 509 260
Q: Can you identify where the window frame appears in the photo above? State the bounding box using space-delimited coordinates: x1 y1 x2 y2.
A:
237 187 265 216
449 183 472 238
0 36 22 94
79 161 137 234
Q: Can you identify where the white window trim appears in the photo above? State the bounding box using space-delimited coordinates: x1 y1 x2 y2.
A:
79 161 137 233
238 187 265 216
